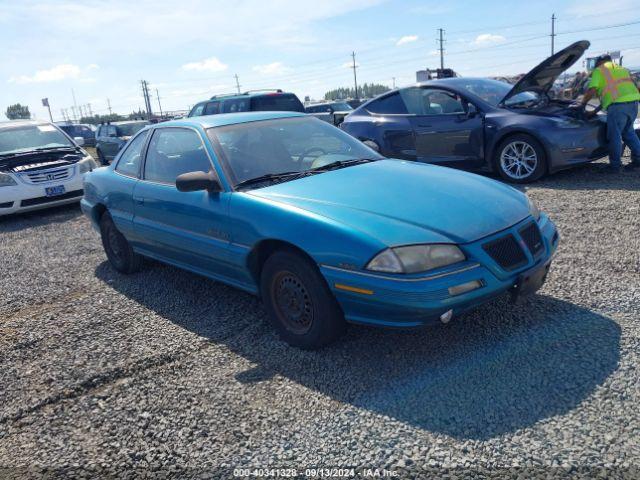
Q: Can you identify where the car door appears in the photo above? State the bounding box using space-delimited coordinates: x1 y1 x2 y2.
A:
132 126 233 277
103 125 120 160
109 129 150 240
403 87 484 167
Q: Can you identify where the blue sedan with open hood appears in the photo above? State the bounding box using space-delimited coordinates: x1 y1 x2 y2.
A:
81 112 559 349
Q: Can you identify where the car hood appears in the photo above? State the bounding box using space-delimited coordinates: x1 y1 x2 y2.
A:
248 160 530 246
501 40 590 105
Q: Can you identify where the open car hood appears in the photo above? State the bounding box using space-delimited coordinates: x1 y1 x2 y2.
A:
500 40 590 105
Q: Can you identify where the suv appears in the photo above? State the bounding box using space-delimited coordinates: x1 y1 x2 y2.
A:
0 120 96 216
188 90 305 117
58 123 97 147
95 120 149 165
305 101 353 126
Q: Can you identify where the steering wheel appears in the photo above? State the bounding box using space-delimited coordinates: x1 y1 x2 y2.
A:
298 147 327 166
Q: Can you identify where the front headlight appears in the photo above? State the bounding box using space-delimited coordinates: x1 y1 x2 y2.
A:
367 244 466 274
0 172 18 187
78 156 97 174
527 195 541 221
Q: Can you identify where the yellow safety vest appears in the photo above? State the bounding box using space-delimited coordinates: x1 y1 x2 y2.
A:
590 62 640 110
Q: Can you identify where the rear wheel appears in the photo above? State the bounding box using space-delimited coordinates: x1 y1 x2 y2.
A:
495 134 547 183
260 250 345 349
100 212 142 274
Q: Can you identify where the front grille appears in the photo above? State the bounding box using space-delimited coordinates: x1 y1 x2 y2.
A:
23 167 73 184
482 234 528 271
519 222 544 257
20 189 83 207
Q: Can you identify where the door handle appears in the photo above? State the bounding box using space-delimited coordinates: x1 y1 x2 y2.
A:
133 197 145 205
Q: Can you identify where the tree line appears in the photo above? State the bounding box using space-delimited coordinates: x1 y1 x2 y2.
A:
4 103 149 124
324 83 391 101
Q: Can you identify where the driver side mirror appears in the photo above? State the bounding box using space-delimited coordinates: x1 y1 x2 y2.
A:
73 136 85 146
466 103 479 118
176 171 222 193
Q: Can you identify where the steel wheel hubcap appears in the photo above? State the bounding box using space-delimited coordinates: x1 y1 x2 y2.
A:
272 271 313 334
500 141 538 179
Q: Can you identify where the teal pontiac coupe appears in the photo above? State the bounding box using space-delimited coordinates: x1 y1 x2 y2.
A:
81 112 559 349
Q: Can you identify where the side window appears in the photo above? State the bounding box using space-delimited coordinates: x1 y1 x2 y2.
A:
190 103 205 117
400 87 465 115
203 101 220 115
222 99 248 113
144 128 212 185
366 92 408 114
106 125 117 137
115 130 149 177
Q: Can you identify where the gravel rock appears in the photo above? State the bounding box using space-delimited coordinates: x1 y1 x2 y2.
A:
0 158 639 477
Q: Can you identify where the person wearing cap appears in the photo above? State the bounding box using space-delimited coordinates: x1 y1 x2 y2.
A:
579 54 640 173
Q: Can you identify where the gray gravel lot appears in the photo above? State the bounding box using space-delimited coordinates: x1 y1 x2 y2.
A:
0 158 639 478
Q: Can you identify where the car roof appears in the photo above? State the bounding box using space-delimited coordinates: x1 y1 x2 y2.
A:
0 119 51 130
156 111 306 129
205 90 295 101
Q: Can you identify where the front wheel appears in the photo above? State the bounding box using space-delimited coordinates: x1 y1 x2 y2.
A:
260 250 346 349
100 212 142 274
494 134 547 183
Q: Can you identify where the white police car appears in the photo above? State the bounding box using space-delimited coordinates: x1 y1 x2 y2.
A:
0 120 97 216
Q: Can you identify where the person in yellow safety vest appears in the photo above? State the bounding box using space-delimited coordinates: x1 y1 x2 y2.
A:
578 54 640 173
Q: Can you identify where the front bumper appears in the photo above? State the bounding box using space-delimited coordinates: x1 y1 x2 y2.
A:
320 214 559 328
0 169 86 216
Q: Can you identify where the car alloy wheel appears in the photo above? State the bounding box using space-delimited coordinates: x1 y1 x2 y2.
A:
500 141 538 180
271 270 314 335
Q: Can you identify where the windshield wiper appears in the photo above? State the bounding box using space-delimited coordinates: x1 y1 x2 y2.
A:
0 146 78 159
33 146 79 153
234 158 380 190
310 157 379 172
234 171 309 189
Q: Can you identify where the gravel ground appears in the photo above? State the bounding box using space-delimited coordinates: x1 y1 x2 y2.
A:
0 158 639 478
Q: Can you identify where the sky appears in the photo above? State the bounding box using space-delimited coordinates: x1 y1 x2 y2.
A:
1 0 639 121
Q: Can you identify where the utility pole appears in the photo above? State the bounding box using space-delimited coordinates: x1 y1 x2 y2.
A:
71 89 78 122
141 80 153 119
437 28 445 70
156 88 163 118
392 77 396 89
107 98 113 115
551 13 556 55
71 105 77 123
87 103 93 117
351 51 359 101
234 74 241 94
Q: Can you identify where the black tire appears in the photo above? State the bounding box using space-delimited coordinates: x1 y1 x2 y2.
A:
494 134 547 183
97 149 108 166
99 212 142 274
260 250 346 349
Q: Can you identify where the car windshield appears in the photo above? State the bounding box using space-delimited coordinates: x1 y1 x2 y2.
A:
0 124 74 155
250 94 305 112
116 123 147 137
208 116 383 187
455 78 540 107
